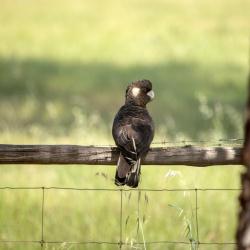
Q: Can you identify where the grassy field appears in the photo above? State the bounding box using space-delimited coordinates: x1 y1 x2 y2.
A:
0 0 249 249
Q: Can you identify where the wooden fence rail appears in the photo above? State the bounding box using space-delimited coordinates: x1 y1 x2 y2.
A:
0 144 242 166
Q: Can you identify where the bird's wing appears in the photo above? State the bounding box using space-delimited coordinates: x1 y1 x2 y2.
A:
131 117 154 153
115 124 137 164
115 118 154 164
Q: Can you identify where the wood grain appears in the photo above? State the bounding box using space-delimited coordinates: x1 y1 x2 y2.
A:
0 144 242 166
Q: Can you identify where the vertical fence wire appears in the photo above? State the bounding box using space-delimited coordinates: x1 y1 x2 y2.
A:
195 188 200 249
137 190 140 242
41 187 45 249
119 189 123 249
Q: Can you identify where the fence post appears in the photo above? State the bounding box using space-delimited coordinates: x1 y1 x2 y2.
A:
237 74 250 249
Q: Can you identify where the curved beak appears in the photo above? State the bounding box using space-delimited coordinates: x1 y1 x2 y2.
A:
147 90 155 100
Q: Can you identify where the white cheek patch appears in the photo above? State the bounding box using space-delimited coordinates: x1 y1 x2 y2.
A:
132 87 140 97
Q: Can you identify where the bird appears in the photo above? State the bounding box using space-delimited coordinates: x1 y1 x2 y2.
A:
112 79 155 188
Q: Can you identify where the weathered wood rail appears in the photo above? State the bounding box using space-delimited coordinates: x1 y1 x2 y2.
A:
0 144 242 166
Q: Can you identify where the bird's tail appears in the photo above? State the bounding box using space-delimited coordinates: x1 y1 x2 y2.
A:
115 154 129 186
125 158 141 188
115 154 141 188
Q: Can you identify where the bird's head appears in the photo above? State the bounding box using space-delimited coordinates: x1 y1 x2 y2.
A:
125 79 154 107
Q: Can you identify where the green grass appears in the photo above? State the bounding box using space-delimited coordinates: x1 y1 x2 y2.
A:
0 0 249 249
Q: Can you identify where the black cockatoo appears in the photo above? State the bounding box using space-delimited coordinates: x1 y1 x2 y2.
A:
112 80 154 188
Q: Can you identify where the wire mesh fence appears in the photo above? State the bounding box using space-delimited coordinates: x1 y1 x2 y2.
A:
0 186 242 249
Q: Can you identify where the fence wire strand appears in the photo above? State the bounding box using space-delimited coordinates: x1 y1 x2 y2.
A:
119 189 123 250
151 137 243 146
195 189 200 249
41 187 45 248
95 138 244 147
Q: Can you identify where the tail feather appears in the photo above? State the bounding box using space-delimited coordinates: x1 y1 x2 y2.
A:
115 154 141 188
125 158 141 188
115 171 126 186
115 154 130 186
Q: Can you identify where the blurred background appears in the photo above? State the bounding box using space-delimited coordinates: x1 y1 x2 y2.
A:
0 0 249 249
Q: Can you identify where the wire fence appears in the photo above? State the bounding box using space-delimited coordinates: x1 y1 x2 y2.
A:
0 186 242 249
0 138 244 249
